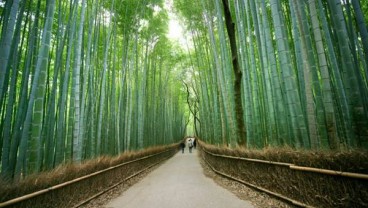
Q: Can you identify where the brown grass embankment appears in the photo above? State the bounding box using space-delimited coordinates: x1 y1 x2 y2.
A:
0 144 179 208
199 140 368 208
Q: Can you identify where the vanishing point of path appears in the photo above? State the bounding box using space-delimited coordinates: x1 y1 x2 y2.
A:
105 150 254 208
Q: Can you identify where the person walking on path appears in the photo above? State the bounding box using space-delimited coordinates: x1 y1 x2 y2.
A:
193 139 197 149
188 139 194 153
180 141 185 153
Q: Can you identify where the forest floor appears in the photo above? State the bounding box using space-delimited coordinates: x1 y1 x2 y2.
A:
81 148 294 208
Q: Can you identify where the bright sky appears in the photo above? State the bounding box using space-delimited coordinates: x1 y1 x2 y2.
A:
165 0 188 48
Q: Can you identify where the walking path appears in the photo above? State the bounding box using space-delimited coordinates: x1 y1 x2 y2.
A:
105 149 254 208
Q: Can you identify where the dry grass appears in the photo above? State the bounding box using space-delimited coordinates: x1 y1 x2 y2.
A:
200 141 368 174
0 144 178 207
199 140 368 208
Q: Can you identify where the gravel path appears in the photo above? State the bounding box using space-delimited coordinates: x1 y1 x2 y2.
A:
82 148 293 208
104 150 254 208
199 153 295 208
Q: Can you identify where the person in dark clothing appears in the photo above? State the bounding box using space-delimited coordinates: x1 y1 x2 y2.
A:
180 141 185 153
193 139 197 149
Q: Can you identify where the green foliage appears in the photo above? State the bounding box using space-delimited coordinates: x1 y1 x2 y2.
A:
360 0 368 23
1 0 368 180
0 0 187 179
174 0 368 150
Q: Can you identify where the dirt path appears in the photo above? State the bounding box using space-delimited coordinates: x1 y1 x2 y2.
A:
105 150 254 208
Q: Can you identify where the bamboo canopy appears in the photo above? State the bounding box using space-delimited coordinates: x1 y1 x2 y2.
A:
1 0 368 180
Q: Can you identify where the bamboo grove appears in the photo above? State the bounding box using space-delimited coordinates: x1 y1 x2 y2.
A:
0 0 188 179
174 0 368 149
1 0 368 180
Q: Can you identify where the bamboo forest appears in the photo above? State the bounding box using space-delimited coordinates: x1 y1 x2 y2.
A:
0 0 368 181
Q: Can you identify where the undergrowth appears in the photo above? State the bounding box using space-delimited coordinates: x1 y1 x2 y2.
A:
200 141 368 173
0 144 178 204
199 140 368 207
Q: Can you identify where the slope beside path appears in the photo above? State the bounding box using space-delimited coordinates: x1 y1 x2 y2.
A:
105 149 254 208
